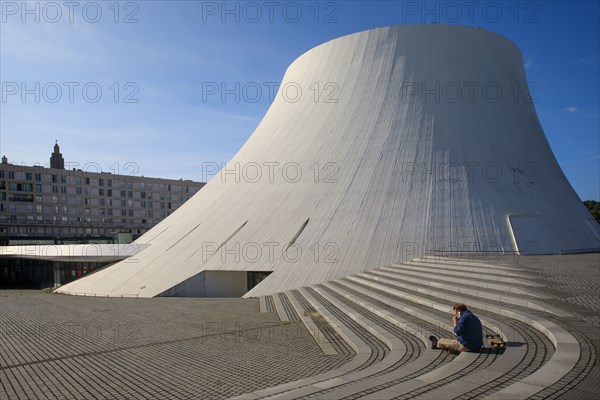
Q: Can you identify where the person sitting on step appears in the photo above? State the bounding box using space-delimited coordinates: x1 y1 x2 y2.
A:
429 303 483 353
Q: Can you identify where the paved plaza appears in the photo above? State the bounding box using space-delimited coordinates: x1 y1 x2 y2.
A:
1 254 599 399
0 293 353 399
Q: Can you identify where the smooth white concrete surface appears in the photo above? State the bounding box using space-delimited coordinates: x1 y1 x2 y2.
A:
0 244 146 262
56 24 600 298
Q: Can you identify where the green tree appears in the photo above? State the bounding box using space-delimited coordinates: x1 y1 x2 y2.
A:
583 200 600 223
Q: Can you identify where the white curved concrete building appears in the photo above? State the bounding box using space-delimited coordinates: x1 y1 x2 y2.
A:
57 24 600 298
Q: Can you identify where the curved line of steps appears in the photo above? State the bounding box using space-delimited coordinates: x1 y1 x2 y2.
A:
246 258 581 400
370 268 558 314
359 268 566 316
246 287 462 399
345 270 580 399
247 287 503 399
394 261 542 285
242 288 391 399
325 281 531 399
328 279 551 399
417 256 535 273
380 265 550 298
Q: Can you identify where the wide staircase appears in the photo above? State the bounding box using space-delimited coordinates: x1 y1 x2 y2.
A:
231 256 594 400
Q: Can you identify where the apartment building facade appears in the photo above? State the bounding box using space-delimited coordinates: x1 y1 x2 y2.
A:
0 143 205 245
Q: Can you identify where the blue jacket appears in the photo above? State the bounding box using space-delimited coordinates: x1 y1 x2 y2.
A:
454 310 483 351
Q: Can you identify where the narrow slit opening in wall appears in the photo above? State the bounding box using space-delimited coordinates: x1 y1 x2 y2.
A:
286 218 309 250
166 223 202 252
185 220 248 261
216 220 249 251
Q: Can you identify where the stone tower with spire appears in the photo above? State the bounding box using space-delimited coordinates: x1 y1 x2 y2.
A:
50 141 65 169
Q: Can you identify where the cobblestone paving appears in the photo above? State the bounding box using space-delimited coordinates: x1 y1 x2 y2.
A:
0 291 353 399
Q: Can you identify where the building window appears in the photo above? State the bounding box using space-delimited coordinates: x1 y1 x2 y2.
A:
61 186 67 193
128 200 133 207
75 176 81 185
108 209 113 216
141 191 146 198
9 171 15 179
51 174 57 182
26 204 33 213
60 175 66 183
148 200 153 208
62 216 68 222
34 173 41 181
128 191 133 198
52 196 58 204
168 202 172 209
120 200 126 207
99 198 105 205
160 202 165 209
107 179 112 187
120 190 126 197
85 177 90 185
127 181 133 189
36 205 42 213
25 172 32 180
54 206 59 214
141 200 146 208
107 189 112 196
121 209 127 216
85 198 91 205
99 188 104 196
84 208 91 215
52 185 58 193
35 195 42 202
128 209 134 217
99 178 104 186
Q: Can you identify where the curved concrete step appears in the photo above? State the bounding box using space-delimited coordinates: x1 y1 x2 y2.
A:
417 256 532 272
379 265 550 298
389 262 542 285
239 258 583 400
345 272 580 399
403 260 536 278
358 271 567 317
258 287 392 399
283 291 339 355
330 279 561 400
320 282 524 398
371 269 556 313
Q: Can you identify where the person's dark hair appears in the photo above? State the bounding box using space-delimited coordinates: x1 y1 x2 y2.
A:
453 303 467 313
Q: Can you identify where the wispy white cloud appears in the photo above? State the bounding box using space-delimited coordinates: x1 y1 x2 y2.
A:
524 59 540 69
565 106 579 113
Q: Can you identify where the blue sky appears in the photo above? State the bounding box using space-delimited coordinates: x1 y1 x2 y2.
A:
1 0 598 200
